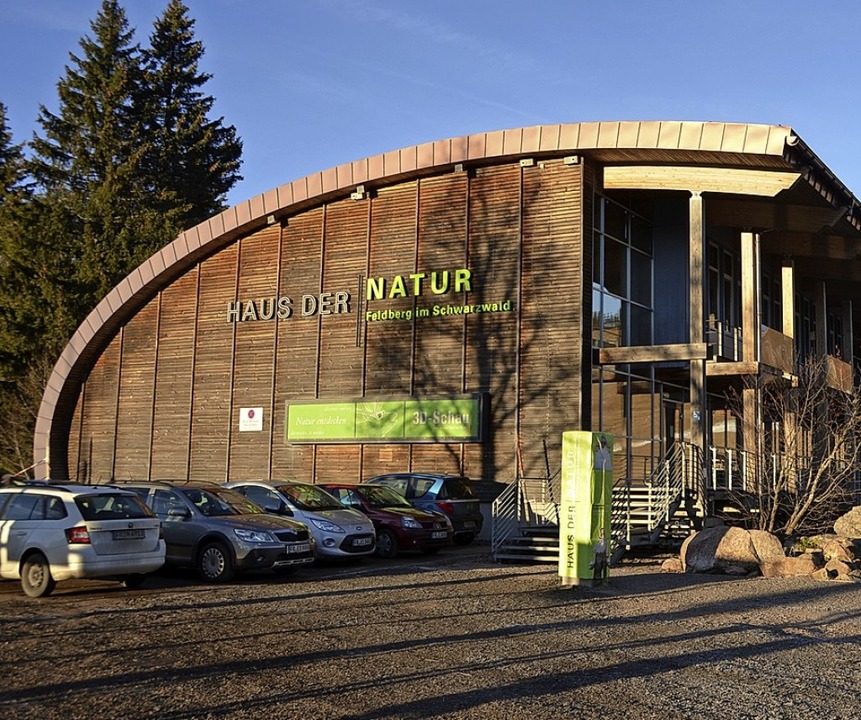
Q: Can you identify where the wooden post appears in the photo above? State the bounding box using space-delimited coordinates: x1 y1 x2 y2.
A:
782 257 798 491
740 231 760 490
689 192 706 517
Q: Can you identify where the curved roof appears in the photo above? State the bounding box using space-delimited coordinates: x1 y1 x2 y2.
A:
31 120 857 478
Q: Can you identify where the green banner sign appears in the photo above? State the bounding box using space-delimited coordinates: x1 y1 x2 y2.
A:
558 431 613 587
286 396 484 443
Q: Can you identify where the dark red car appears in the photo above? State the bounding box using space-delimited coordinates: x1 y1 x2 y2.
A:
321 483 452 558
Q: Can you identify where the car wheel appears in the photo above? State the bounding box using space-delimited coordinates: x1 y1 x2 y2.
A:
454 532 475 546
197 542 235 582
21 553 56 598
375 529 398 558
122 573 147 589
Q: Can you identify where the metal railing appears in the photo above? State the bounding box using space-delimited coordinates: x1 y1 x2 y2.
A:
611 441 692 552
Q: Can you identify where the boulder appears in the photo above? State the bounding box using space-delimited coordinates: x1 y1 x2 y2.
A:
681 526 782 574
760 555 820 578
749 529 786 563
821 538 857 564
660 557 683 573
834 506 861 538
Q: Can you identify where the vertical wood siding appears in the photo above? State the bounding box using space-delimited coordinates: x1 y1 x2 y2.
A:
150 269 198 479
68 158 588 493
518 159 583 476
229 227 280 479
271 209 324 480
464 164 522 483
189 245 239 479
113 301 158 479
77 340 121 482
364 182 418 395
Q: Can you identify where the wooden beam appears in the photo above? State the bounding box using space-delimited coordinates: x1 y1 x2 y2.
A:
597 343 709 364
761 232 861 261
708 197 853 233
603 166 800 196
706 361 760 376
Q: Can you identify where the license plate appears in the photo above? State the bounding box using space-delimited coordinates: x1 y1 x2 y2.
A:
463 520 476 528
112 529 145 540
431 531 448 539
353 537 373 546
287 543 311 554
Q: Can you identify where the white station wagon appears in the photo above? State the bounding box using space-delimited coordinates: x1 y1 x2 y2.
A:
0 483 165 597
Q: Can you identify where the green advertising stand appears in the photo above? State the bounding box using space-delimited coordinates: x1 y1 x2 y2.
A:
558 431 613 587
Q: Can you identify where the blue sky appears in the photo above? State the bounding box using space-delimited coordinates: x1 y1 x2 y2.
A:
2 1 860 208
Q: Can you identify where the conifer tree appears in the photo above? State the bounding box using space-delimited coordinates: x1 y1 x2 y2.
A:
0 103 29 199
140 0 242 228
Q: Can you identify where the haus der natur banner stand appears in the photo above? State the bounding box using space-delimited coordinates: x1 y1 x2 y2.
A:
558 431 613 587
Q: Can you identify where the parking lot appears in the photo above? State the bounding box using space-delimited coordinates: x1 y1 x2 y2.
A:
3 543 861 720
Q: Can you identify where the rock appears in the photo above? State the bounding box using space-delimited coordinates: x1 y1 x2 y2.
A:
661 557 683 573
821 538 857 564
834 506 861 538
749 529 786 563
825 558 853 578
760 555 819 578
681 526 786 575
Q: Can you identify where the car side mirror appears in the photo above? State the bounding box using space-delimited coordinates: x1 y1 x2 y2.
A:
167 507 191 519
265 502 292 517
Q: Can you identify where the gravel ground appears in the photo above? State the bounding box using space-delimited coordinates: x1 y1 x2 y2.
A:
1 546 860 720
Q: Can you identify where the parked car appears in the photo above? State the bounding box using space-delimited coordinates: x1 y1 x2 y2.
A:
115 481 315 582
321 483 452 558
225 481 376 559
0 482 165 598
367 473 483 545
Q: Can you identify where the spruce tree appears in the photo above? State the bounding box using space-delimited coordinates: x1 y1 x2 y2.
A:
0 103 29 199
140 0 242 228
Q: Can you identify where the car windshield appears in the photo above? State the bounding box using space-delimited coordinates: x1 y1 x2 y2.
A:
76 493 154 521
181 487 261 516
277 483 343 511
360 485 413 508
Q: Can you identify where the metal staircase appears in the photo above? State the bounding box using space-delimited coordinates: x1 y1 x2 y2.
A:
491 441 700 563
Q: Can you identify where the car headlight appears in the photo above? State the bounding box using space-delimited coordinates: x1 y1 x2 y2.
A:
401 516 422 529
310 518 345 533
233 528 275 543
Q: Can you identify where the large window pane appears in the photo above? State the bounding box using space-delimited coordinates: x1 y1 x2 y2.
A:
630 249 652 306
602 293 623 347
604 238 627 297
628 303 653 345
604 201 626 242
592 288 602 347
630 214 651 253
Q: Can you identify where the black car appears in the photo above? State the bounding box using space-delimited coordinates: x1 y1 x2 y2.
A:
366 473 483 545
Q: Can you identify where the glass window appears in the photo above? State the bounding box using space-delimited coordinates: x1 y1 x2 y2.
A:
629 304 653 346
630 214 652 253
76 493 153 520
602 294 623 347
604 201 627 242
630 250 652 307
1 494 41 520
603 238 627 297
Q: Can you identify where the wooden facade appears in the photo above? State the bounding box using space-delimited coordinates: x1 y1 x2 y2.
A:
64 159 590 488
37 121 861 512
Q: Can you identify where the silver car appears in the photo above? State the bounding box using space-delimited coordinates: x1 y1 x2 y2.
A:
0 482 165 597
116 481 315 582
226 481 376 559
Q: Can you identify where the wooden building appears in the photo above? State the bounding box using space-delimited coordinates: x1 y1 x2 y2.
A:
33 121 861 546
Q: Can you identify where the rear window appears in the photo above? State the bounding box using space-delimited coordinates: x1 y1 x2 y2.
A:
75 493 154 520
439 478 475 499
